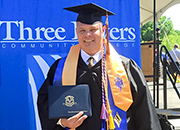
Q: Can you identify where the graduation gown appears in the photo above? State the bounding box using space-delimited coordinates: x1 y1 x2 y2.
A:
37 55 161 130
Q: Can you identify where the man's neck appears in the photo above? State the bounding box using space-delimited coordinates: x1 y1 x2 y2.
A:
81 49 102 65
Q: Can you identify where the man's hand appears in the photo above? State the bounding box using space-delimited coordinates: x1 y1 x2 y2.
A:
61 111 88 129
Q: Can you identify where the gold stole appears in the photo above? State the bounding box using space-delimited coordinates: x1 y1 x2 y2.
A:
62 45 80 85
106 44 133 111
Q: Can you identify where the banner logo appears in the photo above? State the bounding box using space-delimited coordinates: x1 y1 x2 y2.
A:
0 20 137 49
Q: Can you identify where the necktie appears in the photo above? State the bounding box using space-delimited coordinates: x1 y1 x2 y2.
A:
87 57 94 68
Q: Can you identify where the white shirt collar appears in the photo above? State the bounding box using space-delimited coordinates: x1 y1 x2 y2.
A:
81 49 102 65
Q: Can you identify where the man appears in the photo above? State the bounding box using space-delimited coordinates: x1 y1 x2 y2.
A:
37 3 162 130
169 44 180 74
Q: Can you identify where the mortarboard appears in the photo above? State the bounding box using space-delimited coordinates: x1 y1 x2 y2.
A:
64 3 115 24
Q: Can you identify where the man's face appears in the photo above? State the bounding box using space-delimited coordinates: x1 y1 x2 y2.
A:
76 21 105 56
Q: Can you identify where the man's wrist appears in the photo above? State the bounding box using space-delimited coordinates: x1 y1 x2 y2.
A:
57 119 66 128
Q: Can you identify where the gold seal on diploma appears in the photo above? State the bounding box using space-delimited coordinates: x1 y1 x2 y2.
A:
63 95 77 107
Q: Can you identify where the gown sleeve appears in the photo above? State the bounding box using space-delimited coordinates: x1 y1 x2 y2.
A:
120 56 162 130
37 59 65 130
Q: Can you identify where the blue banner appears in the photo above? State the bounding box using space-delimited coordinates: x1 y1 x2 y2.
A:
0 0 140 129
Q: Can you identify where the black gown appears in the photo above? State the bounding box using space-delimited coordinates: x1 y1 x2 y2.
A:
37 55 162 130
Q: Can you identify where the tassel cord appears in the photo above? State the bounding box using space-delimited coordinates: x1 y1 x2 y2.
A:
101 43 115 130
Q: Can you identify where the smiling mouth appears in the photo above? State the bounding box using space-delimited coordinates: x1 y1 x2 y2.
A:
84 40 94 43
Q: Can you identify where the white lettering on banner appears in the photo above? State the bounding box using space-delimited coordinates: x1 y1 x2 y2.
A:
19 21 34 40
21 44 26 48
0 21 19 40
11 43 16 48
0 20 137 49
128 28 136 39
1 43 77 49
30 44 35 48
0 21 66 41
1 42 135 49
109 27 136 40
2 44 6 48
71 21 77 40
116 43 135 48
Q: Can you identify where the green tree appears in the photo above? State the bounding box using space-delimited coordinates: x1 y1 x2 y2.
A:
141 16 174 42
141 16 180 51
158 16 174 40
162 33 180 51
141 21 153 42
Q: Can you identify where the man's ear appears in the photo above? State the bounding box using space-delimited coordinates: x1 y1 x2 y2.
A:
76 28 77 34
102 25 106 32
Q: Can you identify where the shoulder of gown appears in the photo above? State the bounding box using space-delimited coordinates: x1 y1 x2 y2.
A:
119 55 162 130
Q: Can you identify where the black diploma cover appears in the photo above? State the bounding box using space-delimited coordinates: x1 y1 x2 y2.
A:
48 84 92 119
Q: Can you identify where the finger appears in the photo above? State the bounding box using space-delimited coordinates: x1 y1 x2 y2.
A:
62 112 87 129
73 115 88 128
68 111 84 122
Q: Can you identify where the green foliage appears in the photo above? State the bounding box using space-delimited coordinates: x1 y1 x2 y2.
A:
162 34 180 51
158 16 174 40
141 21 154 42
141 16 180 51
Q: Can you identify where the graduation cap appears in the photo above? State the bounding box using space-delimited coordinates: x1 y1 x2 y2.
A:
64 3 115 24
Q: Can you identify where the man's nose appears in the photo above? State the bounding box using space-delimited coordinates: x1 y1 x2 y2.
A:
85 30 91 36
